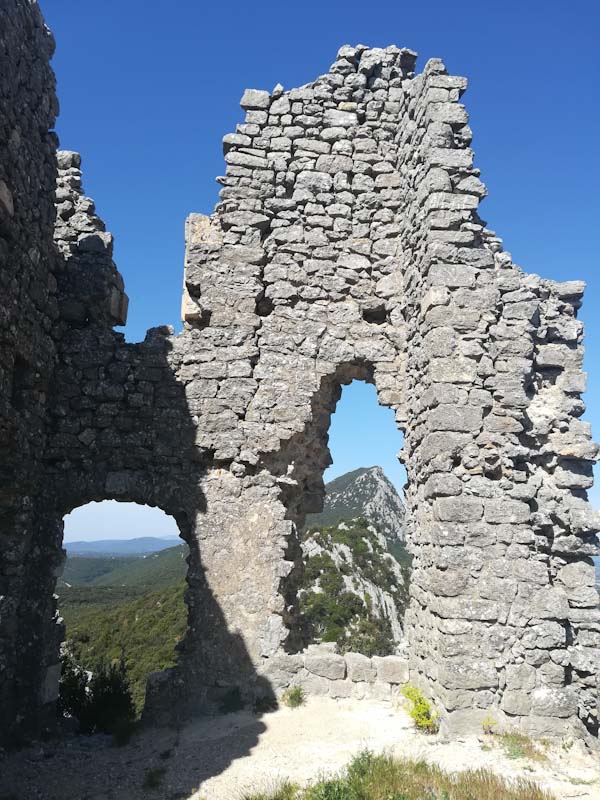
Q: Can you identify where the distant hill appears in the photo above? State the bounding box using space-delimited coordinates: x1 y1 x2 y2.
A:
59 544 188 590
304 466 405 540
65 536 180 556
59 555 138 587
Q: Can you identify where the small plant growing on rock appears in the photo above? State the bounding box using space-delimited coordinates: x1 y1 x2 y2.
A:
401 684 439 733
282 686 305 708
482 713 498 735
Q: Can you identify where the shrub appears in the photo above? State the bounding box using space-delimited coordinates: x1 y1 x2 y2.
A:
341 615 395 658
58 649 135 736
57 646 89 722
282 686 305 708
87 658 135 734
401 684 439 733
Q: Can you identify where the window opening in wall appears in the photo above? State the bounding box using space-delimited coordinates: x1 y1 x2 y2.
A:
299 380 411 658
56 501 188 733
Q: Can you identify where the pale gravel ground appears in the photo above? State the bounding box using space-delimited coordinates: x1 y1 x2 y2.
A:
1 698 599 800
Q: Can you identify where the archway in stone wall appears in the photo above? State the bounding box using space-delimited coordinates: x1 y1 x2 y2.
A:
297 379 410 657
57 501 189 722
270 362 412 646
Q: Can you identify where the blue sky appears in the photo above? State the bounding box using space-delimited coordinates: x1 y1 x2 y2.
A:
48 0 600 538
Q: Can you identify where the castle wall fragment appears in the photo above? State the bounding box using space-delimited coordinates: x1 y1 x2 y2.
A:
1 3 599 744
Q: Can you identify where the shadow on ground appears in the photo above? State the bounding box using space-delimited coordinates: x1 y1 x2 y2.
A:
0 708 271 800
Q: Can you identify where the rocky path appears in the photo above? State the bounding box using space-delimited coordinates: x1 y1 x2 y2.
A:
1 699 599 800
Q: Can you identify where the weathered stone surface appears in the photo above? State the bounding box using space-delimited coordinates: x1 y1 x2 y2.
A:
345 652 376 683
304 652 346 681
329 680 353 699
1 12 598 746
240 89 270 109
435 497 483 522
373 656 409 684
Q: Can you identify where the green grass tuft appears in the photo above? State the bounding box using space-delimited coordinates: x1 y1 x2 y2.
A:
282 686 305 708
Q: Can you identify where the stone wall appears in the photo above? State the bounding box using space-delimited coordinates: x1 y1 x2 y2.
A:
263 643 409 701
1 3 599 746
0 0 61 744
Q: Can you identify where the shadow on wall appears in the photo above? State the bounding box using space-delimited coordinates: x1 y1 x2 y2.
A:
29 328 276 786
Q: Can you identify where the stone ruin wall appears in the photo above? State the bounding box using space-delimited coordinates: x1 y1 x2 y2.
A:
0 0 62 743
2 0 600 745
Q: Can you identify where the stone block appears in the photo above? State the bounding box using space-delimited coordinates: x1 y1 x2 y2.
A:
530 686 577 718
240 89 270 109
428 263 477 288
324 108 358 127
345 652 376 682
438 659 498 690
316 154 353 173
435 497 483 522
501 689 531 716
429 404 483 432
297 672 330 696
428 356 478 383
505 663 536 691
295 171 333 192
423 473 462 499
484 499 530 524
522 622 566 650
304 652 346 680
329 680 353 699
373 656 409 684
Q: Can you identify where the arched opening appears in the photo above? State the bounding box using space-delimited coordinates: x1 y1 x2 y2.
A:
56 500 189 732
297 379 411 658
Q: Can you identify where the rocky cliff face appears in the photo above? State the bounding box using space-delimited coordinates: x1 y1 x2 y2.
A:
299 467 409 656
305 466 406 540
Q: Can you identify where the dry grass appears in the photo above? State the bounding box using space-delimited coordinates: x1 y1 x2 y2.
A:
242 750 555 800
498 731 548 762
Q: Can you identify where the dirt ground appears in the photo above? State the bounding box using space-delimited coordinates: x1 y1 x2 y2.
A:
1 698 599 800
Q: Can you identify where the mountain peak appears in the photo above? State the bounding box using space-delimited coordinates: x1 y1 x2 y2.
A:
305 466 405 541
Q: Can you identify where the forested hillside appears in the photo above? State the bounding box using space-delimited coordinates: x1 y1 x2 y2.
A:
61 582 187 711
60 544 187 589
58 545 189 710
